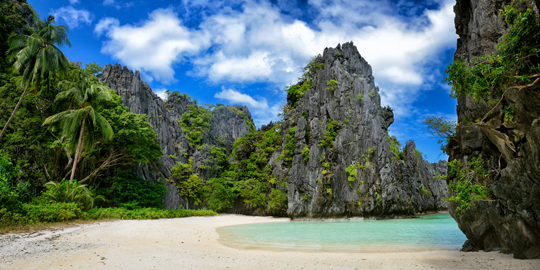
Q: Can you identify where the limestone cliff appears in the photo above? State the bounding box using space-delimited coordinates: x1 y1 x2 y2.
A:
272 42 448 218
98 64 254 209
450 0 540 259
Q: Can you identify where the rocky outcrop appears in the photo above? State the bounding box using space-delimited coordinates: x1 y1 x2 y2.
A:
98 64 188 209
98 64 254 209
271 42 448 218
204 105 254 153
450 0 540 259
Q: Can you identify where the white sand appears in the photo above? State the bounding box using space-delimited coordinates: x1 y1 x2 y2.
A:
1 214 539 269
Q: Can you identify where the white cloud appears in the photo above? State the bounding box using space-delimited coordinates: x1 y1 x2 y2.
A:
154 88 168 100
214 88 282 127
95 8 210 84
93 17 119 36
103 0 133 9
69 0 79 4
51 6 93 29
97 0 456 118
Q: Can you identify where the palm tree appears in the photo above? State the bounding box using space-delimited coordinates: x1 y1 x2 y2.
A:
43 72 114 182
0 15 71 141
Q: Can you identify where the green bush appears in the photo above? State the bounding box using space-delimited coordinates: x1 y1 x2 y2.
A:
302 145 310 161
203 177 237 211
43 179 104 211
100 174 167 209
446 156 491 216
85 207 216 220
346 164 357 187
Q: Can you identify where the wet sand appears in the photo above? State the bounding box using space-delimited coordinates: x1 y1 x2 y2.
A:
1 214 538 269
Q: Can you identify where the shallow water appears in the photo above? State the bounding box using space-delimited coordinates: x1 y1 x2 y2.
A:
217 213 467 252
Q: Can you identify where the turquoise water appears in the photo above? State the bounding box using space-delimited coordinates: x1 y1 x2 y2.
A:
217 213 467 252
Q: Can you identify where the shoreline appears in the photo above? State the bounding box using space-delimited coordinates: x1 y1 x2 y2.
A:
1 214 538 269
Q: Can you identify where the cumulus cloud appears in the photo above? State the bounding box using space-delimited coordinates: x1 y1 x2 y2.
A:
97 0 456 120
154 88 169 100
214 88 282 127
95 8 210 83
51 6 93 29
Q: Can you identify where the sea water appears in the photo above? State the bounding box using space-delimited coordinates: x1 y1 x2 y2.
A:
217 213 467 252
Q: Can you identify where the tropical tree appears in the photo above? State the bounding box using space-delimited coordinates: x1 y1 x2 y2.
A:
43 71 114 182
0 15 71 141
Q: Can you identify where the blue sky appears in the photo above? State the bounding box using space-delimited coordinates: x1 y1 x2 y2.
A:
28 0 458 163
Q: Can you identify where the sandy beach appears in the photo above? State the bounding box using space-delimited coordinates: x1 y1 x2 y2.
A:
1 214 538 270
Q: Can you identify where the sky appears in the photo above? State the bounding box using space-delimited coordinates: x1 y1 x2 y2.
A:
27 0 458 163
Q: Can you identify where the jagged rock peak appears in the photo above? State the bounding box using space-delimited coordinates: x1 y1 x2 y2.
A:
276 42 447 218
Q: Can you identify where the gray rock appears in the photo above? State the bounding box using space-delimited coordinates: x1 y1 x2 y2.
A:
98 64 254 210
274 42 448 218
449 0 540 259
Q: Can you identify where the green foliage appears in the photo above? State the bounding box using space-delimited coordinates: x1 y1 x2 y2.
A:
203 176 237 211
170 158 204 208
446 156 491 216
180 105 212 147
346 164 357 187
100 174 167 209
367 146 375 156
83 62 104 76
368 89 375 98
319 120 340 148
283 127 297 163
423 116 456 154
356 94 364 104
302 145 310 161
387 135 403 160
420 183 431 195
171 157 194 181
268 189 287 214
375 191 382 207
24 202 83 223
444 2 540 102
503 106 514 122
43 179 104 211
414 149 422 161
300 56 324 81
85 207 216 220
286 79 312 99
179 174 204 207
326 79 339 91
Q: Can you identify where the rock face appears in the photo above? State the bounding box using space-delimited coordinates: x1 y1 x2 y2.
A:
98 64 254 209
450 0 540 259
272 42 448 218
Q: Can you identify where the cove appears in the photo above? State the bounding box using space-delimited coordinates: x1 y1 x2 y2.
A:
217 213 467 252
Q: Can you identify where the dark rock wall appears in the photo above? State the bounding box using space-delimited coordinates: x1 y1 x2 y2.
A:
274 42 448 218
450 0 540 259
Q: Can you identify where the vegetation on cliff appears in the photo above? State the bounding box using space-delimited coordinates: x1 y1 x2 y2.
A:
430 0 540 217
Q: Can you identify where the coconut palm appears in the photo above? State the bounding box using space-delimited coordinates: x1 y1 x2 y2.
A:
43 72 114 182
0 15 71 141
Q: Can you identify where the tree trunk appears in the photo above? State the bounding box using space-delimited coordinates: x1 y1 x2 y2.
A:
70 118 86 182
0 82 31 141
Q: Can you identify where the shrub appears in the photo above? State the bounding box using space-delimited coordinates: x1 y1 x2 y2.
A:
446 156 491 216
302 145 310 161
326 80 339 91
43 179 104 211
346 164 357 187
100 174 167 209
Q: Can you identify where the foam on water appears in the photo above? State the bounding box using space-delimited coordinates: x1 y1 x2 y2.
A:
217 213 467 252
